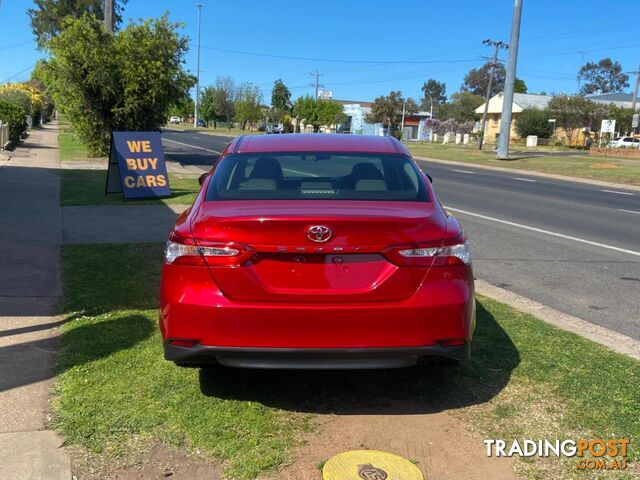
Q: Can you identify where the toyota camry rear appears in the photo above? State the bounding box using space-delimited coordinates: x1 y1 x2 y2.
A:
159 134 475 369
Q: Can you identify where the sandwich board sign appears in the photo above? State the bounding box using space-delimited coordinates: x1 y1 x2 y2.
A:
106 131 171 199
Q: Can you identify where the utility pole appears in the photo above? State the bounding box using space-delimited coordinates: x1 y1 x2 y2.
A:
497 0 523 160
630 65 640 135
194 3 203 128
104 0 114 33
400 98 406 141
630 65 640 112
478 39 508 150
310 70 324 99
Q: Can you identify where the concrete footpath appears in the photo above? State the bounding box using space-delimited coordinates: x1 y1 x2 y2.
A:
0 123 71 479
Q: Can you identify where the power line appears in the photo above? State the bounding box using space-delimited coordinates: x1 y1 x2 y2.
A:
0 40 36 50
199 45 480 65
2 61 38 83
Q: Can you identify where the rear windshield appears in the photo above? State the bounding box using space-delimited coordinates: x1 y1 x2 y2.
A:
205 152 429 202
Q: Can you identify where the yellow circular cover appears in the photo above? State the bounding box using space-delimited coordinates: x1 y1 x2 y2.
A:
323 450 424 480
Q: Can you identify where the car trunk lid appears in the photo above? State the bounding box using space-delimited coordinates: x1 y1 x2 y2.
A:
190 200 447 302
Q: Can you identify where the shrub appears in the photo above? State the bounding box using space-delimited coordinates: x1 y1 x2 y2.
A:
515 108 552 138
0 100 28 143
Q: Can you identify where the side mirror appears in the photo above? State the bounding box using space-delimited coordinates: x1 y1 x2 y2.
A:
198 172 208 186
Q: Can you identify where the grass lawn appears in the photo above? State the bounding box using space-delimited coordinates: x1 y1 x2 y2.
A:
54 243 640 479
60 169 200 206
58 127 93 162
408 142 640 186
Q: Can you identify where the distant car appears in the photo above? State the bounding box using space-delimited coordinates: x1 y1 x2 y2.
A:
160 134 475 369
608 137 640 148
197 119 207 127
169 116 180 124
266 123 284 134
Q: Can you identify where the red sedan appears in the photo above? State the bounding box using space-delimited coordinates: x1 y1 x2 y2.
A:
159 134 475 369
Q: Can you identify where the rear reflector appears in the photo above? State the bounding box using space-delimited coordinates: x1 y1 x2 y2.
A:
438 339 466 347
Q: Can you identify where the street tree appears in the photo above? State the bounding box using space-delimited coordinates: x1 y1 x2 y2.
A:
28 0 128 48
515 108 551 138
292 96 344 133
47 14 194 155
213 76 237 128
578 58 629 95
436 92 484 123
420 79 446 110
271 79 292 113
235 83 263 130
514 78 527 93
199 87 217 127
462 62 506 97
169 96 195 121
546 95 594 145
365 91 417 139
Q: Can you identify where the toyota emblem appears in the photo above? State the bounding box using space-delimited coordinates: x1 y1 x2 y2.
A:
307 225 332 243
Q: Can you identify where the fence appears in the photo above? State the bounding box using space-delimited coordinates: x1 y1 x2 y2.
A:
0 121 8 150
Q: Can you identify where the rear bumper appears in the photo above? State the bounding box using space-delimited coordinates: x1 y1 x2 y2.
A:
159 263 476 351
164 341 471 369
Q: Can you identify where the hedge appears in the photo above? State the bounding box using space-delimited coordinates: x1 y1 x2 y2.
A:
0 100 28 144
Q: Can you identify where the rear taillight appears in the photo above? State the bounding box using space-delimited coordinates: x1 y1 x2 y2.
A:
384 236 471 267
164 232 254 267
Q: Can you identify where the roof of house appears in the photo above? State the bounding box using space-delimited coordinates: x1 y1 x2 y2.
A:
585 92 634 102
475 93 554 114
228 133 408 155
476 91 638 115
332 99 374 108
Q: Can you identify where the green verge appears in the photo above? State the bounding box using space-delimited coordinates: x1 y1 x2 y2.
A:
408 143 640 186
60 169 200 206
53 243 640 479
59 126 92 162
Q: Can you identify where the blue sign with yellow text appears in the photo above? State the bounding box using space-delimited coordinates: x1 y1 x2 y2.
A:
106 131 171 199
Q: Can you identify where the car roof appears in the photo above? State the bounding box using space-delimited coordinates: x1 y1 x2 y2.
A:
227 134 409 155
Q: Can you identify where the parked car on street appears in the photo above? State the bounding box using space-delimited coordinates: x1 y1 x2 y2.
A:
608 136 640 148
196 119 207 127
160 134 475 369
169 116 180 124
265 123 284 134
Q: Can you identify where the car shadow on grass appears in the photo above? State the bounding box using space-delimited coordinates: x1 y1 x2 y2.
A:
198 301 519 414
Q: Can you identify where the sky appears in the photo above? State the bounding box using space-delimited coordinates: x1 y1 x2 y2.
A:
0 0 639 104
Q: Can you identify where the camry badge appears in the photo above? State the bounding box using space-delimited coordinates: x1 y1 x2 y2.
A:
307 225 332 243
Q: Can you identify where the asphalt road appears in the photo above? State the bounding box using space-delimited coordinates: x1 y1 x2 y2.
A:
161 130 640 340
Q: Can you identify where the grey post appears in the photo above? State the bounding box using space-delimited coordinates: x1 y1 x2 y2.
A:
497 0 523 160
194 3 204 128
104 0 114 32
478 40 507 150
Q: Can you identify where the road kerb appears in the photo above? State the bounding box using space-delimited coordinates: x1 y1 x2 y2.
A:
476 280 640 361
414 155 640 192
